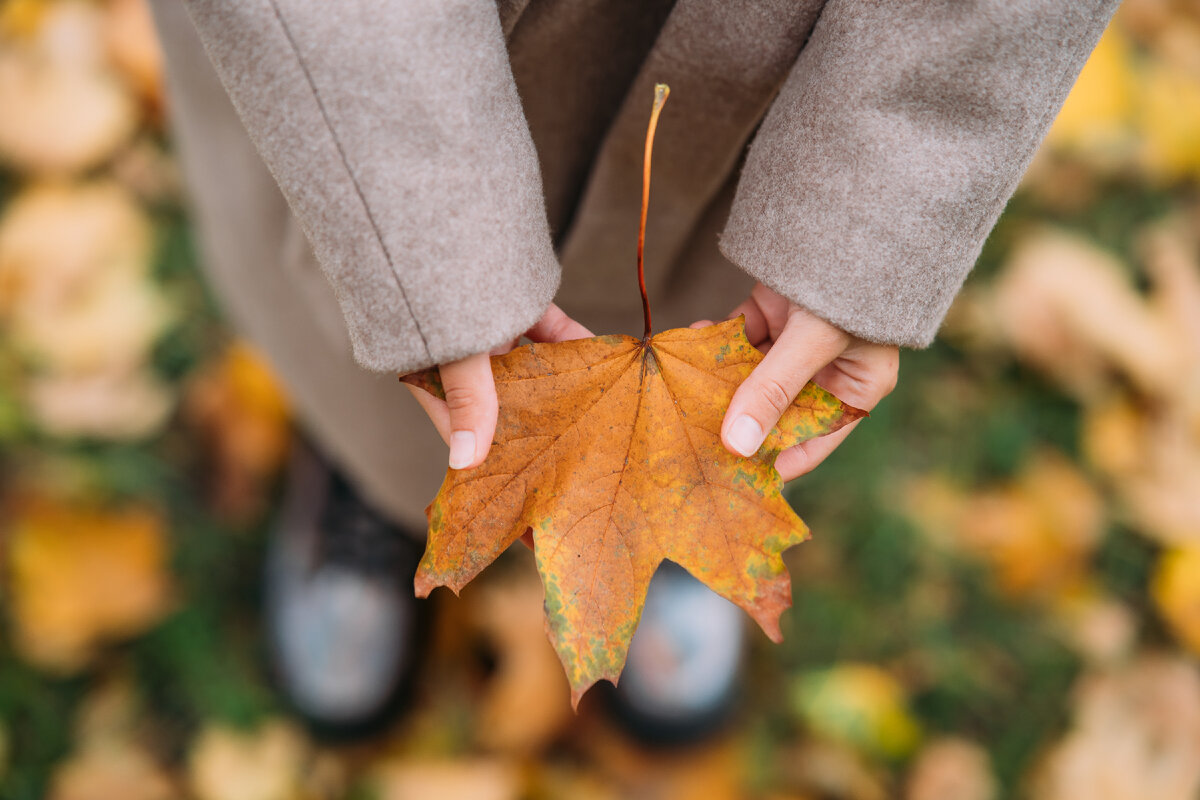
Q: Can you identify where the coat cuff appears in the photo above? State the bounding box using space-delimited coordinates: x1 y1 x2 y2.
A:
184 0 560 373
720 0 1120 348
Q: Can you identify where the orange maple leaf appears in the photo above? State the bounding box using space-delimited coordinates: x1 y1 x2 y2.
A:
401 84 865 705
402 322 863 704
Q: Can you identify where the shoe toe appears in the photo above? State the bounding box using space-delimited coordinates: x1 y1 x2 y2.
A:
273 567 414 724
608 564 746 743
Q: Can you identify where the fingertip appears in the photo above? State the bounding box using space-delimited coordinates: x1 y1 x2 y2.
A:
440 352 499 469
774 445 814 482
689 319 715 330
526 303 593 343
404 381 451 444
723 413 765 458
448 430 476 470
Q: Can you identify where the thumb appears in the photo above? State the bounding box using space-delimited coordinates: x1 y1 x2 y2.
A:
721 312 848 457
439 352 498 470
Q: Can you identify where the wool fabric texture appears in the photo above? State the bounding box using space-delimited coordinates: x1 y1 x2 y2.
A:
180 0 1118 373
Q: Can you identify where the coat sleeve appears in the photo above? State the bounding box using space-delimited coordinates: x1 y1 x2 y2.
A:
180 0 560 373
719 0 1121 348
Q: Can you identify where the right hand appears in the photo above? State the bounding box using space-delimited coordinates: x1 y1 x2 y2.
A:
404 303 592 470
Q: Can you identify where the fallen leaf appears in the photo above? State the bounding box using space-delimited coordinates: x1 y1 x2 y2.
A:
404 318 863 705
372 758 521 800
1142 222 1200 424
1152 547 1200 653
992 229 1177 401
49 674 177 800
49 744 178 800
1081 397 1147 480
1139 56 1200 183
466 557 572 754
1084 402 1200 544
790 663 921 760
0 181 153 321
183 343 290 521
905 738 996 800
1032 656 1200 800
1054 592 1137 665
26 367 174 440
776 740 888 800
5 497 173 671
103 0 163 111
905 452 1104 601
11 266 171 375
0 1 137 175
1043 26 1138 168
187 721 308 800
574 712 745 800
73 673 143 749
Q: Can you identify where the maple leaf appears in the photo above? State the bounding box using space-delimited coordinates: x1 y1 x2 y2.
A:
401 84 865 705
402 320 863 704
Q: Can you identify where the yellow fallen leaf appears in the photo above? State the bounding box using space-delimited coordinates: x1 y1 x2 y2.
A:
1081 397 1146 480
13 268 171 375
1045 26 1138 167
993 230 1178 401
1139 58 1200 183
776 740 888 800
49 744 178 800
187 721 308 800
0 0 46 38
73 673 142 750
792 663 921 760
103 0 163 109
6 498 172 672
0 3 137 174
1152 547 1200 654
1143 223 1200 425
1119 413 1200 544
372 758 521 800
905 738 996 800
914 452 1104 601
1032 656 1200 800
467 561 571 754
1054 591 1137 665
0 181 155 330
183 343 290 521
26 367 174 440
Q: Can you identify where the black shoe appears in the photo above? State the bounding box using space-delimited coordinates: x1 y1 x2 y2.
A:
601 561 745 746
264 438 427 739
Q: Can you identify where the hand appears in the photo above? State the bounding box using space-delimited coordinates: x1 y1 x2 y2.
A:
404 303 592 469
695 284 899 481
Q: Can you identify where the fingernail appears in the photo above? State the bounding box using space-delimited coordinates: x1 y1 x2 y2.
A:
727 415 764 457
449 431 476 469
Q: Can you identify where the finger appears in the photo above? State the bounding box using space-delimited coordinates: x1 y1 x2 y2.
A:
526 303 593 343
440 352 498 470
490 335 520 356
722 311 849 458
749 283 794 342
727 297 769 346
689 319 715 330
774 345 898 480
811 343 900 412
404 383 451 444
774 420 861 481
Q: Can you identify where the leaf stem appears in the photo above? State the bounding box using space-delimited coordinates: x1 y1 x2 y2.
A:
638 83 669 341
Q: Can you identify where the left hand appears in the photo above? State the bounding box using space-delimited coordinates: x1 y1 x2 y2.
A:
693 283 900 481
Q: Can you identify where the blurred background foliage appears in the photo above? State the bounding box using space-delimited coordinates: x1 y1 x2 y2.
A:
1 1 1200 798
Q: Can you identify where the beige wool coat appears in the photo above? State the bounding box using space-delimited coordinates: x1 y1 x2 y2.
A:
153 0 1118 526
